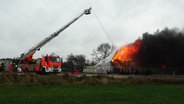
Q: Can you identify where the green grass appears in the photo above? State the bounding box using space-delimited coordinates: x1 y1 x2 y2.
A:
1 73 184 104
0 84 184 104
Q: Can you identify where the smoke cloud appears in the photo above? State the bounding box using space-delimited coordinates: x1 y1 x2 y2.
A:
136 28 184 69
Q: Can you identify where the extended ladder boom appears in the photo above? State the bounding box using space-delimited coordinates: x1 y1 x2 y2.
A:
20 7 91 61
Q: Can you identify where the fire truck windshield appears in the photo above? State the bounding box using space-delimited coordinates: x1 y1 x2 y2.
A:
50 57 60 62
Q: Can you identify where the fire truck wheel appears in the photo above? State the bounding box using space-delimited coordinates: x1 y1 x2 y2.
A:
25 68 29 72
23 68 28 73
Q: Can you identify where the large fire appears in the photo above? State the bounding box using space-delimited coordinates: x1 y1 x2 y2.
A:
112 39 142 64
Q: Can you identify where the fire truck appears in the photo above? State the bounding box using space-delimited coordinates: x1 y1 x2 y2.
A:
16 8 91 73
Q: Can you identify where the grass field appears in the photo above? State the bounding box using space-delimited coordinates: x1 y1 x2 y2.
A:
1 73 184 104
0 84 184 104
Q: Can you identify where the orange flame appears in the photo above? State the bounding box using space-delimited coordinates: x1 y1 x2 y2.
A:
112 39 142 63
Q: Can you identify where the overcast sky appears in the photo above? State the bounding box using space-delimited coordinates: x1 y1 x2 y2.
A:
0 0 184 60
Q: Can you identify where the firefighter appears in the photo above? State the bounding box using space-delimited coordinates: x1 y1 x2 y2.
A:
9 63 13 73
0 62 5 72
72 61 79 74
45 54 49 63
14 64 18 72
13 63 18 72
0 63 1 72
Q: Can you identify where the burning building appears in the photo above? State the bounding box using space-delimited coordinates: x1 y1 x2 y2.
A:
112 39 142 66
111 28 184 75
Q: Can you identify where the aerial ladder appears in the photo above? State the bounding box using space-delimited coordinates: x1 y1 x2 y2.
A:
15 7 91 73
20 7 91 62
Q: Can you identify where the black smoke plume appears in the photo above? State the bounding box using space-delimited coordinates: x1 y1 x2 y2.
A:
136 28 184 73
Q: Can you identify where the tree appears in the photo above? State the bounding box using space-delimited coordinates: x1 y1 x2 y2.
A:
92 43 113 63
63 54 86 71
75 55 86 70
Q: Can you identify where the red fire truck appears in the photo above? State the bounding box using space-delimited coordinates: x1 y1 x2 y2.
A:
16 8 91 73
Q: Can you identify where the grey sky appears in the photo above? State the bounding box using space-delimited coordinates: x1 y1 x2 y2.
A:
0 0 184 60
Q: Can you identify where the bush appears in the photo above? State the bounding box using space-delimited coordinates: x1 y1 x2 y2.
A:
1 73 184 86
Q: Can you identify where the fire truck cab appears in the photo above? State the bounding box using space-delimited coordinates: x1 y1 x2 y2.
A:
35 55 62 73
